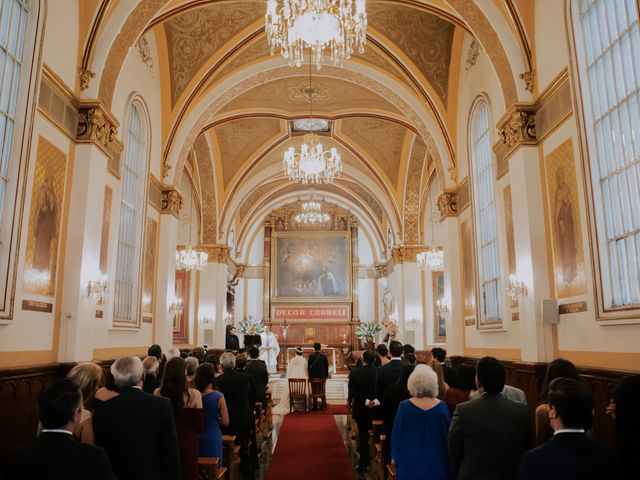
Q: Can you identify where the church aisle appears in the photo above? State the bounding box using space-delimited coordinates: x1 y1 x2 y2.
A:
265 412 355 480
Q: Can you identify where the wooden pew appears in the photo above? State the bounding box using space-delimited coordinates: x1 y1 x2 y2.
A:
368 420 384 472
198 457 227 480
386 464 397 480
222 435 241 480
374 434 388 480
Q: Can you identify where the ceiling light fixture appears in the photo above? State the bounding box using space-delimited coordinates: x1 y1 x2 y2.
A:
417 188 444 272
265 0 367 69
175 187 208 272
283 61 342 184
294 191 332 224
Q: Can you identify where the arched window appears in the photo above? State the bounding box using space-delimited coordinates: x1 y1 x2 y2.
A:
470 100 501 322
0 0 31 220
572 0 640 310
113 103 147 325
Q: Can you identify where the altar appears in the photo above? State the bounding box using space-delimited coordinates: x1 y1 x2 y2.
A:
286 347 337 375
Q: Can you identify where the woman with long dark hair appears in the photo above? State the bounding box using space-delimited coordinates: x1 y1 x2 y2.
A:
155 357 205 480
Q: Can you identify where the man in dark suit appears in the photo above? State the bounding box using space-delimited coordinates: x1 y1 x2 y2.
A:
348 350 379 475
217 351 257 480
448 356 531 480
518 378 620 480
244 347 268 405
148 343 166 381
376 340 404 399
93 356 180 480
5 378 115 480
308 342 329 410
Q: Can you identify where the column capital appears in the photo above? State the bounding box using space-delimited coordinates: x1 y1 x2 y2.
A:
160 188 183 217
391 245 427 264
196 244 229 264
494 103 537 163
436 190 458 220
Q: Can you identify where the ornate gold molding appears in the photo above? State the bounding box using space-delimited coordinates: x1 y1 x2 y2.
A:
77 103 119 153
161 188 183 217
374 262 388 278
79 69 95 91
520 70 535 94
196 244 230 264
391 245 427 264
436 190 458 220
494 104 537 165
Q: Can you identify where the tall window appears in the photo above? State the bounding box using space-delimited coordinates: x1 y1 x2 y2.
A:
113 104 147 324
573 0 640 309
0 0 30 221
471 100 501 322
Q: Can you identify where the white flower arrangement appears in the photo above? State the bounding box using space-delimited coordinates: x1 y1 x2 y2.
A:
238 315 264 334
355 321 382 339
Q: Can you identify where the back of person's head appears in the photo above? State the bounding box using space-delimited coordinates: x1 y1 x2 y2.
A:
295 347 303 356
389 340 403 358
194 363 217 393
192 347 205 363
548 377 592 429
390 364 415 404
404 353 416 365
249 347 260 359
476 356 505 394
226 324 235 335
66 362 104 408
614 374 640 449
185 356 199 376
362 349 375 365
455 363 477 391
166 346 181 360
314 342 321 351
148 344 162 359
38 378 82 429
111 356 144 389
402 344 415 355
431 347 447 363
542 358 580 398
376 344 388 357
142 356 159 375
220 351 236 370
407 364 439 399
236 353 248 370
160 357 187 417
204 352 219 367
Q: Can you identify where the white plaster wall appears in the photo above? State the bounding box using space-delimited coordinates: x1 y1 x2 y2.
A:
542 120 640 353
42 0 79 89
535 0 571 90
0 116 69 353
246 279 263 321
358 278 375 322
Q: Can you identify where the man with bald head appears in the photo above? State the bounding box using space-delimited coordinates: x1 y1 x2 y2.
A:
93 356 180 480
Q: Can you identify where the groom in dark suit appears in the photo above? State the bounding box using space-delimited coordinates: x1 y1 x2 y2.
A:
308 342 329 410
517 378 620 479
5 378 115 480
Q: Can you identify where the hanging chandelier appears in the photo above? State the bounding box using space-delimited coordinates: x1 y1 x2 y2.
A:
176 243 208 272
284 133 342 184
265 0 368 69
417 242 444 272
175 188 208 272
295 194 331 224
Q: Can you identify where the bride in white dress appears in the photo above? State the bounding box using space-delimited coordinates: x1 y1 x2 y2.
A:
272 347 308 415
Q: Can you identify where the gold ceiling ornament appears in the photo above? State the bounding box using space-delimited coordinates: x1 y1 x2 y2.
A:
283 62 342 184
265 0 368 69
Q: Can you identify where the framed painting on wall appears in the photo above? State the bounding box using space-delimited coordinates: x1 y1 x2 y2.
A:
173 270 190 344
271 231 351 302
432 271 446 343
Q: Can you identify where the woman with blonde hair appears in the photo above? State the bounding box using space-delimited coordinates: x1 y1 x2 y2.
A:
65 362 105 444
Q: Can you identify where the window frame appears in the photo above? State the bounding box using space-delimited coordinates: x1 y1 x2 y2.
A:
568 0 640 322
111 98 150 328
0 0 43 321
468 97 504 329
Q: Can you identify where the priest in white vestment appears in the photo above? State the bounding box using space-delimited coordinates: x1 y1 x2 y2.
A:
259 325 280 374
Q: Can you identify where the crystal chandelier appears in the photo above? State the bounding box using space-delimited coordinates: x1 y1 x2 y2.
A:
176 243 208 272
284 133 342 184
265 0 368 69
175 188 208 272
295 194 331 224
418 189 444 272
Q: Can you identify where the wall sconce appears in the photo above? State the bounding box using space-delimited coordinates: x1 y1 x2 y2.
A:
406 317 420 328
506 274 528 301
436 299 449 316
87 274 108 304
199 316 214 327
168 298 183 318
224 314 234 326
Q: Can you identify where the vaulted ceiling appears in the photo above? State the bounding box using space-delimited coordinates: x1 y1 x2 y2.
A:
85 0 533 260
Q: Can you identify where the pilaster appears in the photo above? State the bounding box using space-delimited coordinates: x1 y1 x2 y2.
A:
155 213 178 351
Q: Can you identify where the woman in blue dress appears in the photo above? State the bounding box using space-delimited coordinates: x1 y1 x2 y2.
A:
195 363 229 458
391 364 452 480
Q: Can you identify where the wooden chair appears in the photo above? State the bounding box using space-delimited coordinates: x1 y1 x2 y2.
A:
387 464 397 480
309 378 328 411
288 378 307 412
222 435 240 480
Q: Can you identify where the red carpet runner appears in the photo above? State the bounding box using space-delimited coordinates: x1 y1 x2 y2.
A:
265 412 355 480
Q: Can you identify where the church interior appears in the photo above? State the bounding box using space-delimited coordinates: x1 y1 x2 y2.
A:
1 0 640 479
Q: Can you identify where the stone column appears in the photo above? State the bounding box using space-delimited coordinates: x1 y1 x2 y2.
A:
389 246 426 348
351 219 360 323
441 216 464 356
262 219 272 323
196 245 229 349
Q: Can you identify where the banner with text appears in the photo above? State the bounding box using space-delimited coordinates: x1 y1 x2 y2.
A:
273 305 350 321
